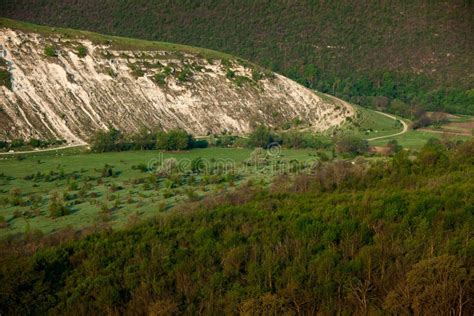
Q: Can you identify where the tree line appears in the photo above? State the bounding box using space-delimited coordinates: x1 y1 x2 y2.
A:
91 125 372 156
90 127 208 152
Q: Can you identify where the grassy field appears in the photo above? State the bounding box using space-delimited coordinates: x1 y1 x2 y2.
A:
0 147 317 237
370 130 467 148
1 107 471 237
339 106 403 139
370 114 473 148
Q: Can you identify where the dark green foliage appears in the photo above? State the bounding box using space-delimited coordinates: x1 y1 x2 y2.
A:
48 194 69 218
129 63 144 77
44 45 58 57
0 57 11 89
76 45 87 57
225 68 235 79
335 135 369 155
177 65 192 82
153 72 167 85
0 215 7 228
386 139 402 155
279 131 332 149
0 140 473 314
246 125 277 148
90 127 127 152
0 138 66 151
89 127 207 153
10 139 24 148
156 129 194 151
130 127 156 150
3 1 472 114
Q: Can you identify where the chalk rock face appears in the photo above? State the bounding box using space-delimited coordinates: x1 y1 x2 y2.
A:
0 28 354 143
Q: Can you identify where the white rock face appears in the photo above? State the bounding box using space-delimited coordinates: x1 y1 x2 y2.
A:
0 28 354 143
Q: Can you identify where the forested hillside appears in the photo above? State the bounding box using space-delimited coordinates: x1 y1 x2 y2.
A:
2 0 473 114
1 139 473 314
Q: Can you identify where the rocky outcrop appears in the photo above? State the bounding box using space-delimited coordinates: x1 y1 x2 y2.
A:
0 28 354 143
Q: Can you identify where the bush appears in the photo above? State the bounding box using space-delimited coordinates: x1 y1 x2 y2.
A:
177 66 193 82
247 126 278 148
158 158 178 176
192 139 208 149
76 45 88 57
48 199 69 218
246 148 268 166
129 64 144 77
154 72 167 85
387 140 402 155
10 139 24 148
335 135 369 155
191 157 206 173
0 67 12 90
44 45 58 57
226 69 235 79
412 114 432 130
90 127 126 152
156 129 193 150
0 215 7 228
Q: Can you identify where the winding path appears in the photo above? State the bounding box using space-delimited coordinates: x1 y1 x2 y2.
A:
367 111 408 141
0 143 87 156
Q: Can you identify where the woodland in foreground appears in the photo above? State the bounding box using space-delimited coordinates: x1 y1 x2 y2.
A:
0 139 472 315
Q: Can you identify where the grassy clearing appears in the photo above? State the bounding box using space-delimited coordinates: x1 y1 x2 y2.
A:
421 114 474 136
370 130 470 148
368 112 473 148
0 147 316 237
339 106 403 139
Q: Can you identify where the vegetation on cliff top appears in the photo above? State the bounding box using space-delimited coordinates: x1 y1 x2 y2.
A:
1 1 473 114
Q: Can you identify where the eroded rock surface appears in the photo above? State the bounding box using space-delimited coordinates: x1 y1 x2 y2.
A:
0 29 354 143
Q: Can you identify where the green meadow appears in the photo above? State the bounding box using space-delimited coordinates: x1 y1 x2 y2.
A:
0 147 318 236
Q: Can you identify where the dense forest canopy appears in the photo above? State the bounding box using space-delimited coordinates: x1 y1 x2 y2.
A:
1 139 473 314
2 0 473 114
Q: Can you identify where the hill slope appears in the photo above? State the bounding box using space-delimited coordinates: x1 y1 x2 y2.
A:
0 19 353 142
1 0 473 114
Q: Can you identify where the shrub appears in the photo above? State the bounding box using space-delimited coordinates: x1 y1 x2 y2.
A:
44 45 58 57
247 125 278 148
335 135 369 155
191 157 206 173
154 72 167 85
129 64 144 77
156 129 194 150
252 69 263 81
76 45 88 57
10 139 25 148
387 140 402 155
226 69 235 79
177 66 192 82
48 200 69 218
192 139 208 149
246 148 268 166
158 158 178 176
412 114 432 130
0 215 7 228
0 67 12 90
90 127 126 152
